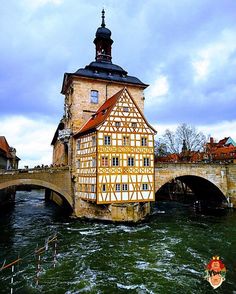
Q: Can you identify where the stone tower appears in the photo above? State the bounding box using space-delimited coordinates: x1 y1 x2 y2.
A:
52 10 148 165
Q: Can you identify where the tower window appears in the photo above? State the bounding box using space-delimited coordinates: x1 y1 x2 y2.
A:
101 156 108 167
122 184 128 191
90 90 99 104
91 184 95 193
123 136 130 146
142 184 149 191
143 158 150 167
92 157 96 167
115 184 121 192
102 184 106 192
92 136 96 146
115 121 121 127
128 157 135 166
141 137 147 146
104 135 111 145
77 139 81 150
77 159 81 168
112 157 119 166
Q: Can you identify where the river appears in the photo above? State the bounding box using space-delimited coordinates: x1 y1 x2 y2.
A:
0 190 236 293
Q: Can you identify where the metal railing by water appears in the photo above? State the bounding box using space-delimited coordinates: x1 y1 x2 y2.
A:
0 235 58 293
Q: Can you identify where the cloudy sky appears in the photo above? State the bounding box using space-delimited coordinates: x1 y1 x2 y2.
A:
1 0 236 167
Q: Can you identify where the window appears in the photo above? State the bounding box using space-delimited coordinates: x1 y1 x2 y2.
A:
131 122 137 128
128 157 135 166
104 135 111 145
115 184 121 192
77 139 81 150
102 184 106 192
92 157 96 167
84 184 88 192
91 184 95 193
142 184 149 190
115 121 121 127
77 159 81 168
92 136 96 146
122 184 128 191
123 107 129 112
143 157 150 166
123 136 130 146
112 157 119 166
90 90 98 104
101 157 108 167
141 137 147 146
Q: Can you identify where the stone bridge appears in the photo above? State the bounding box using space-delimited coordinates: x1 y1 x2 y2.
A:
0 167 73 208
1 163 236 213
155 162 236 206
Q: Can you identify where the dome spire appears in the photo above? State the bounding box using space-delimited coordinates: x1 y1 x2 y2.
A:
94 9 113 63
101 9 105 28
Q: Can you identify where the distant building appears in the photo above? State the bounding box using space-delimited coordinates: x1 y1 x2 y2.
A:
157 137 236 164
0 136 20 170
205 137 236 163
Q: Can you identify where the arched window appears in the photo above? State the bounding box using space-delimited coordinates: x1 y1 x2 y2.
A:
90 90 99 104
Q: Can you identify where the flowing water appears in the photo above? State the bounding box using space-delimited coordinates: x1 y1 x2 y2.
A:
0 190 236 294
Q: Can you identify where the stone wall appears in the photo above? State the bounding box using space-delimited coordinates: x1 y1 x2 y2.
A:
69 78 145 133
73 198 151 222
226 164 236 206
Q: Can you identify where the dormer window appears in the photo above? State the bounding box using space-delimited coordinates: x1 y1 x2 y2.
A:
91 90 99 104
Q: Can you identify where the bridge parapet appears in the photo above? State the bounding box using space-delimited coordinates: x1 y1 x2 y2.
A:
0 166 69 175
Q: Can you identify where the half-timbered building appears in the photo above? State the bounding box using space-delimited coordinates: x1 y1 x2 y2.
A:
74 88 156 205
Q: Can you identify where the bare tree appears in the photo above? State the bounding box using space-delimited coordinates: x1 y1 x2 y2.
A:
161 123 206 153
154 141 168 158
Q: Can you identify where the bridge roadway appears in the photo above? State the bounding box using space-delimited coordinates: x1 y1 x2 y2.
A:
0 166 73 208
0 162 236 209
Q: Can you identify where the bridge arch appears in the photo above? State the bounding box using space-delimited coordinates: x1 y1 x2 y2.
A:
0 179 73 209
155 174 228 206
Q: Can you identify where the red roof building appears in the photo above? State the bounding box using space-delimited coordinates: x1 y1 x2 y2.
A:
0 136 20 170
156 136 236 164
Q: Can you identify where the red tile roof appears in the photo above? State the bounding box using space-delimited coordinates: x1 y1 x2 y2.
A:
0 136 12 159
218 137 229 146
74 89 124 137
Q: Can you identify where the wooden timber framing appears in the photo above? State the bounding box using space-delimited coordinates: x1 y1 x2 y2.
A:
74 88 156 204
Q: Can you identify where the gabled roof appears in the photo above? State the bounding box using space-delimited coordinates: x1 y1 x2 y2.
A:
0 136 12 159
74 88 156 138
218 137 230 146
